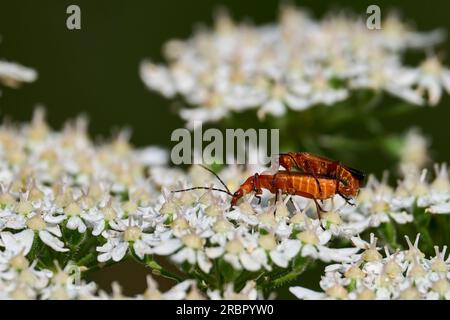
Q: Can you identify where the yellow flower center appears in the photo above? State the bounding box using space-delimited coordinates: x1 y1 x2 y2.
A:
326 285 348 299
29 187 44 202
226 239 244 254
297 230 319 245
9 254 30 270
362 249 382 262
122 201 138 214
0 192 16 208
258 212 276 226
258 234 277 251
205 205 221 217
238 202 255 215
103 206 117 221
290 211 308 224
26 214 46 231
66 202 82 216
384 260 402 277
357 288 375 300
344 266 365 280
213 219 233 233
275 201 289 219
123 226 141 242
182 234 203 249
432 279 449 296
16 200 34 215
400 287 421 300
322 211 342 225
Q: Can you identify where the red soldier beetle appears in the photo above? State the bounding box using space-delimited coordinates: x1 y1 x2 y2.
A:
278 152 365 204
172 165 357 219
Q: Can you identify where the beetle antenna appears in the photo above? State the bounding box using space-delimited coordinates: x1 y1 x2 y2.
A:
171 186 232 196
197 164 232 195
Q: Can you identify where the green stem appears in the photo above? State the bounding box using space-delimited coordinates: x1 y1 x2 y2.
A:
270 260 310 288
76 251 97 268
142 255 184 283
379 222 399 250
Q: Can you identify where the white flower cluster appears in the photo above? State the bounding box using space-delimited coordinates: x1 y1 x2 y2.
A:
0 111 448 299
149 189 360 274
0 109 168 257
337 163 450 235
0 249 258 300
290 233 450 300
0 110 364 299
140 6 450 127
0 39 37 94
0 252 96 300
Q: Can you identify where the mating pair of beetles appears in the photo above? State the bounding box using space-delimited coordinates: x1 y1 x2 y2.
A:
174 152 366 219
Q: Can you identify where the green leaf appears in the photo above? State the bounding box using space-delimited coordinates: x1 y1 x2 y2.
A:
380 222 399 250
219 259 240 284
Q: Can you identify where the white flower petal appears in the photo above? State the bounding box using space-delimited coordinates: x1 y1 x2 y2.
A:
289 286 326 300
152 238 182 255
351 235 369 249
317 246 360 263
111 242 128 262
197 251 212 273
240 252 261 271
97 252 111 263
426 202 450 214
13 229 34 255
38 230 68 252
270 251 288 268
205 246 225 259
133 240 150 260
1 230 32 255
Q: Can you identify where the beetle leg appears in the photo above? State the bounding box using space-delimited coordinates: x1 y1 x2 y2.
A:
288 197 296 210
313 198 323 221
303 162 322 196
254 189 263 203
314 175 322 196
339 192 355 206
270 172 278 189
272 189 283 215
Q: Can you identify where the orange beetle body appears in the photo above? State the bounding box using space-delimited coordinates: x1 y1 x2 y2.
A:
278 152 365 200
231 171 339 206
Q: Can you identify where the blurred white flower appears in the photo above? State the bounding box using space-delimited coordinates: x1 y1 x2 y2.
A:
138 275 194 300
415 56 450 106
208 281 258 300
141 6 448 126
399 128 430 174
291 233 450 300
0 230 34 255
0 60 37 89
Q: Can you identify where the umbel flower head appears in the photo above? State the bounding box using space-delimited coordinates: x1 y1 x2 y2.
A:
141 5 449 128
290 233 450 300
0 109 168 261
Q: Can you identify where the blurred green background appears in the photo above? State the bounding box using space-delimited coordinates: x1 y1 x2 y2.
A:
1 0 449 296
